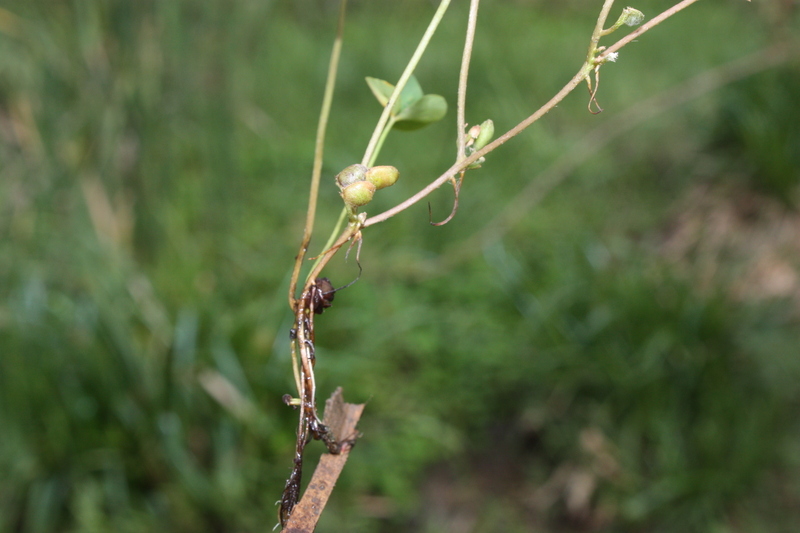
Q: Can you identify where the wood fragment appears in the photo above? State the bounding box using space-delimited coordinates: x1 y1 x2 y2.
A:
283 388 365 532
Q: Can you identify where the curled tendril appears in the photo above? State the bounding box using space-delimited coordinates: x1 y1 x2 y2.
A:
428 174 463 226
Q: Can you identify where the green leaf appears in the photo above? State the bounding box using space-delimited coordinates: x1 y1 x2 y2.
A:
365 77 396 109
393 94 447 131
397 75 424 111
365 75 425 116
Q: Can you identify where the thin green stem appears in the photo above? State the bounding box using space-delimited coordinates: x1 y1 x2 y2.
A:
289 0 347 307
361 0 451 167
587 0 616 61
368 117 397 168
442 40 795 269
599 0 704 61
304 221 363 286
305 3 450 289
305 205 349 285
456 0 480 161
364 0 708 228
364 62 593 228
304 0 713 288
305 113 396 284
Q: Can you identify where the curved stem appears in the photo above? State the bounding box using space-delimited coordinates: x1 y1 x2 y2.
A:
288 0 348 308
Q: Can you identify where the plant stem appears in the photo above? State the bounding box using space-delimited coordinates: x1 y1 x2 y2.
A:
599 0 704 61
301 0 713 287
304 221 363 285
588 0 616 61
364 62 593 227
361 0 451 168
363 0 709 228
304 114 395 284
318 208 348 260
306 1 451 289
368 117 397 168
456 0 480 161
439 39 796 270
289 0 348 307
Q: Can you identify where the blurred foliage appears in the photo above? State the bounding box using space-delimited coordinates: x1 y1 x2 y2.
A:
1 1 799 532
711 67 800 207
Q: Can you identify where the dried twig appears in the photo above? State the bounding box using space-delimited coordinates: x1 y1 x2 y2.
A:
283 388 365 533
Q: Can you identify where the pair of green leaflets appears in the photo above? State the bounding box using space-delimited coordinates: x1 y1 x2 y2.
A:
366 75 447 130
365 75 493 171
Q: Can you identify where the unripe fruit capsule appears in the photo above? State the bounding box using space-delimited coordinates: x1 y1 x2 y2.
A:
336 164 368 189
365 165 399 190
341 181 376 207
473 119 494 151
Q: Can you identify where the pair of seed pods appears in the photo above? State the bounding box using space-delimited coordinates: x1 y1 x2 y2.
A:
335 164 400 208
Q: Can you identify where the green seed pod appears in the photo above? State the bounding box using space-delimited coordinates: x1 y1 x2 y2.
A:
335 164 368 189
341 180 376 207
473 119 494 151
365 165 399 190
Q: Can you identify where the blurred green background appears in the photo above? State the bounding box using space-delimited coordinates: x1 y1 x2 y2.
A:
1 0 799 531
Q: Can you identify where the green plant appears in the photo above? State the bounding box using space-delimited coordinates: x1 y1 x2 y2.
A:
2 1 798 532
277 0 777 530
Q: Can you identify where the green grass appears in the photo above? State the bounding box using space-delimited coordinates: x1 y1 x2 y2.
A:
1 1 799 532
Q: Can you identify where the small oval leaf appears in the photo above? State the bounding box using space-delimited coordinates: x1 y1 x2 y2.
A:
397 75 424 111
366 77 398 112
393 94 447 131
366 75 426 116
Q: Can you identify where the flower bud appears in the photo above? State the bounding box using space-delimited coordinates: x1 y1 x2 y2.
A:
365 165 399 190
466 124 482 146
341 180 376 207
335 164 368 189
621 7 644 27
